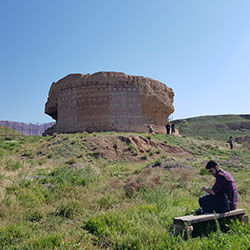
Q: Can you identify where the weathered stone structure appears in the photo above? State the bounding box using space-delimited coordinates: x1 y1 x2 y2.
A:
44 71 174 134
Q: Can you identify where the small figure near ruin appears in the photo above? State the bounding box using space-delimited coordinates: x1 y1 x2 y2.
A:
228 136 233 150
147 125 154 134
171 123 175 134
165 123 170 135
195 160 238 215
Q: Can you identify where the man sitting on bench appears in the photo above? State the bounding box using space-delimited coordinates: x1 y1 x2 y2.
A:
195 160 238 215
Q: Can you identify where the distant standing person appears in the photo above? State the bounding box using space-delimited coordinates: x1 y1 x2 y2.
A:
228 136 233 150
166 123 170 135
171 123 175 134
147 125 154 134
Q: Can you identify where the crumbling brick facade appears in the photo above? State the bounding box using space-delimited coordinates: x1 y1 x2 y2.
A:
44 72 174 134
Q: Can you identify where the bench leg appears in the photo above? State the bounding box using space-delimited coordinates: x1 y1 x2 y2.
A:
237 214 249 224
187 225 194 235
172 223 193 235
242 215 249 224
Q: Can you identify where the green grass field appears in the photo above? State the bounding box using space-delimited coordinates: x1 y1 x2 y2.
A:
174 114 250 140
0 125 23 139
0 116 250 249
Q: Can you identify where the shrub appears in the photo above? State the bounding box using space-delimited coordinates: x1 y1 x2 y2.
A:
123 168 164 197
170 167 194 183
54 201 83 219
47 153 53 159
199 168 209 175
109 178 122 189
154 158 162 166
140 154 148 160
5 160 23 171
17 183 48 207
82 205 175 249
124 180 139 197
139 185 171 211
40 166 97 187
26 210 44 222
127 144 138 155
65 158 77 165
2 141 20 152
89 152 101 159
155 149 161 154
98 196 115 210
26 234 61 249
0 224 29 248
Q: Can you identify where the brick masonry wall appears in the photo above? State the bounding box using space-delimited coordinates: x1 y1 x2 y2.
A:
45 72 174 134
57 82 144 132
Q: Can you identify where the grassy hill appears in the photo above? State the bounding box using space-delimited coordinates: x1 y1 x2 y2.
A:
0 125 23 138
174 114 250 141
0 129 250 249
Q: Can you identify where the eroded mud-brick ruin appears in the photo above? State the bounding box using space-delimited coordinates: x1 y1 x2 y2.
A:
44 71 174 134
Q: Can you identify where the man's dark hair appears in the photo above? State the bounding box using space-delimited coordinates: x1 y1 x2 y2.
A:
205 160 219 169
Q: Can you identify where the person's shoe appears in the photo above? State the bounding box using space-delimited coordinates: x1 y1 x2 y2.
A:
194 208 204 215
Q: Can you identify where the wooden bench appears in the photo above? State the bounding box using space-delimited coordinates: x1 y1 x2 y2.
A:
172 209 248 235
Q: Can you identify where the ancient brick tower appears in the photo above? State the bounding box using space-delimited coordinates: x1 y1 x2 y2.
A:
44 72 174 134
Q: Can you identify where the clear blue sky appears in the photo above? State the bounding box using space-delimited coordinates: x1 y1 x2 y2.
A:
1 0 250 123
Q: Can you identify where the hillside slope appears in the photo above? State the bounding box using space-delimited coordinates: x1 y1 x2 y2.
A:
0 125 23 138
0 132 250 249
174 114 250 141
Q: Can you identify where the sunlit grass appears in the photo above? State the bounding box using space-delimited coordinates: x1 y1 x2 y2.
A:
0 131 249 249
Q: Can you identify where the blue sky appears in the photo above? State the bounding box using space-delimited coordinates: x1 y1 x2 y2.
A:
1 0 250 123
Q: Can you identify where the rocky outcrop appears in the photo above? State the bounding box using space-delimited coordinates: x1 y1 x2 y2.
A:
44 71 174 134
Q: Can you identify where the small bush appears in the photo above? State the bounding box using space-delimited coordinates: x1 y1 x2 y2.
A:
21 151 32 157
40 166 97 187
82 205 172 249
109 178 122 189
2 141 20 151
140 154 148 160
65 158 77 165
0 224 29 248
54 201 83 219
154 158 162 166
27 210 44 222
148 149 154 156
89 152 101 159
5 160 23 171
47 153 53 159
17 183 48 207
98 196 115 210
200 168 208 175
155 149 161 154
127 144 138 155
124 180 139 197
139 185 170 211
26 234 61 249
127 144 135 151
123 168 163 197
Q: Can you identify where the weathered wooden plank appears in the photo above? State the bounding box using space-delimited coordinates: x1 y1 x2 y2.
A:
174 209 245 225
